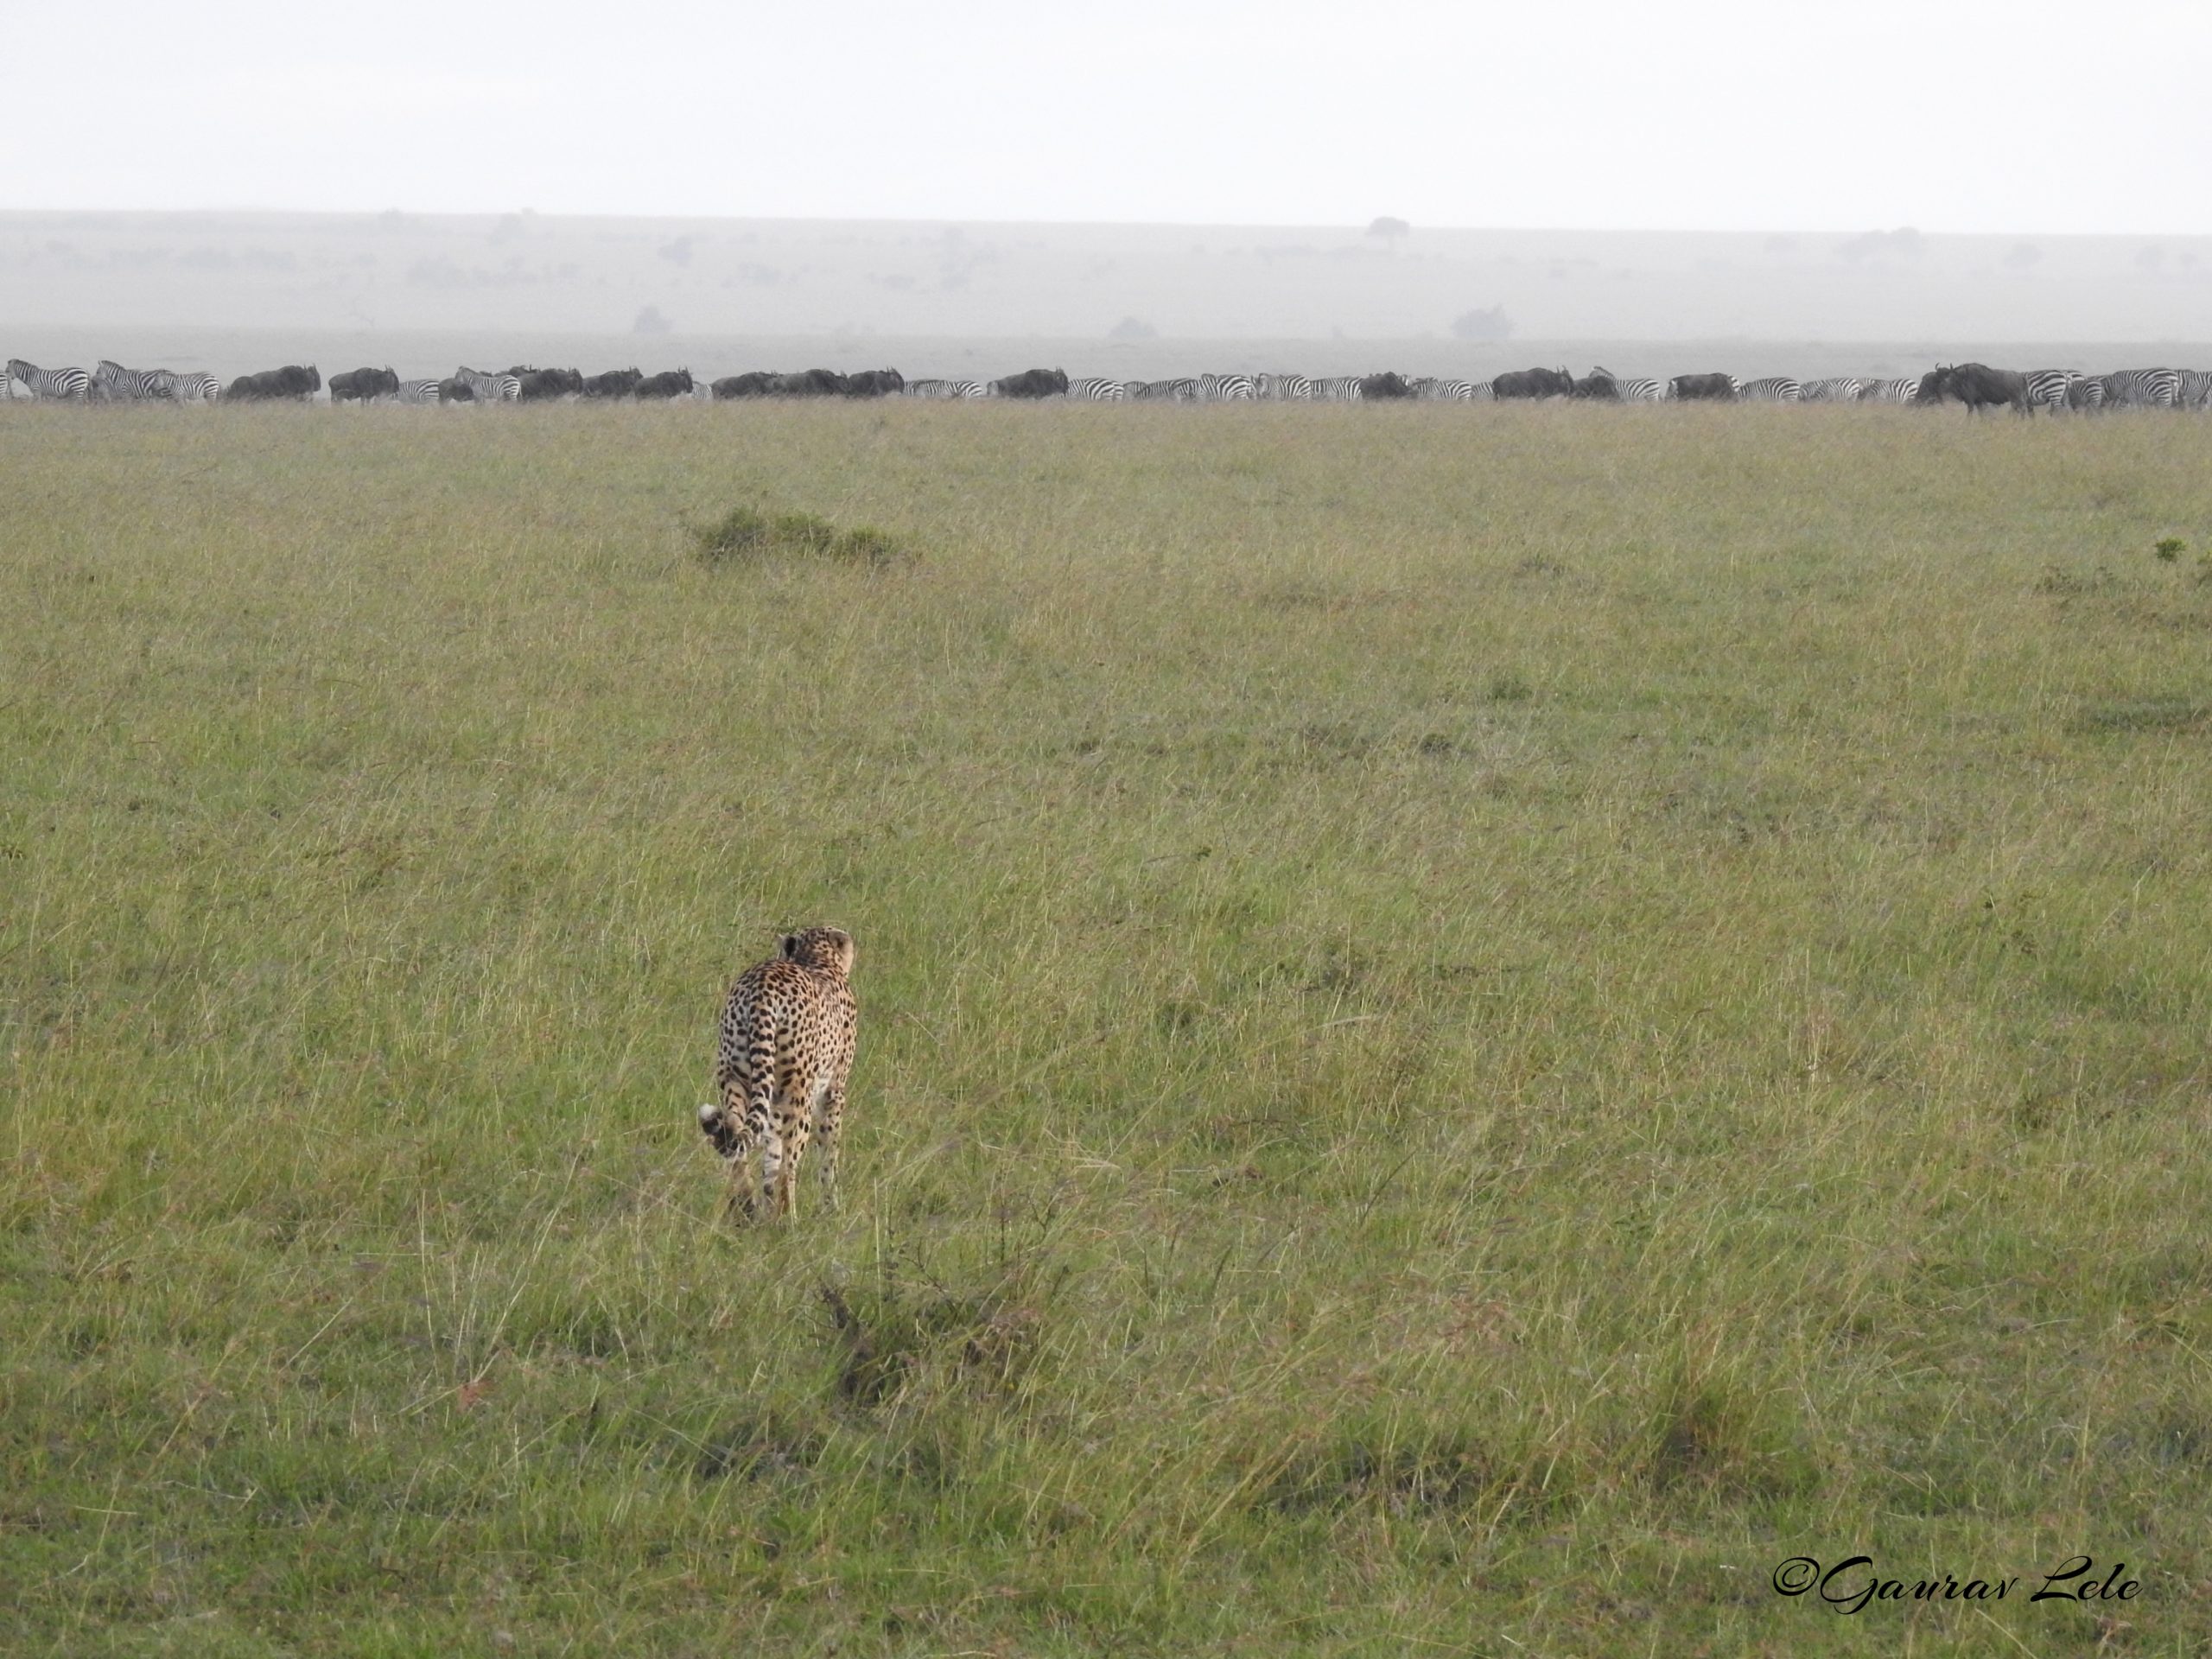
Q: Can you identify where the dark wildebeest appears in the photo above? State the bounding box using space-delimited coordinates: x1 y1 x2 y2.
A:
632 369 695 400
1669 372 1737 402
776 368 848 397
1927 362 2030 416
1572 371 1622 400
842 368 905 397
1492 366 1574 399
713 372 781 399
438 378 476 404
516 368 583 402
989 367 1069 398
226 365 321 402
1357 372 1413 400
1913 367 1954 407
329 367 399 404
582 368 643 398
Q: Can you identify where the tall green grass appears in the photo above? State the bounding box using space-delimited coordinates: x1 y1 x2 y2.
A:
5 402 2212 1655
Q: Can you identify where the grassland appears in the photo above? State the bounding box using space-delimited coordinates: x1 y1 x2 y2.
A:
4 400 2211 1656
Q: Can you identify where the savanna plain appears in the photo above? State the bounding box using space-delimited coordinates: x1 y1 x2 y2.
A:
5 399 2212 1656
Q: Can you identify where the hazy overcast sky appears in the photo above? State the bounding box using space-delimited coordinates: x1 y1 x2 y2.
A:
7 0 2206 231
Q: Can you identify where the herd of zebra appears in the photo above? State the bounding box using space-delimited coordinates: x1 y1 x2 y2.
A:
10 357 2210 412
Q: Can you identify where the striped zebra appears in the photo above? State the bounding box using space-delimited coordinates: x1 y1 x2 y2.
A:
1408 377 1484 401
1586 367 1663 402
1738 377 1802 403
1131 377 1198 402
2063 375 2106 413
7 359 91 400
2176 370 2212 410
93 360 180 402
171 372 221 404
1309 376 1365 402
901 378 986 398
394 378 448 405
454 366 520 404
1196 372 1255 401
1254 373 1313 401
1854 378 1919 404
1798 378 1863 403
2023 370 2076 413
1064 378 1127 401
2100 368 2180 409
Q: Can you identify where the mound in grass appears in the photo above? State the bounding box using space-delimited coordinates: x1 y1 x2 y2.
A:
696 505 909 567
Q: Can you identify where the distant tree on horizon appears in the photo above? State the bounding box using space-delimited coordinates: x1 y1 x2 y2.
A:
1108 316 1157 340
1450 304 1515 342
1367 216 1411 242
633 304 673 336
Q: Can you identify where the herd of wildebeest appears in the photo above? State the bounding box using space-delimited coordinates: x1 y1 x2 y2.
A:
9 357 2211 411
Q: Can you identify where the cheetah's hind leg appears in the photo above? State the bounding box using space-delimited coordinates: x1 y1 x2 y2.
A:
698 1102 758 1223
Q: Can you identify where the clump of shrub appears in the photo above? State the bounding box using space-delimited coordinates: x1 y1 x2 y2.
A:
696 505 910 568
2154 537 2185 563
819 1254 1063 1408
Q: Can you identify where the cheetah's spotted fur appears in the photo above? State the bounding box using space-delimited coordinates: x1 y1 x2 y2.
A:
697 926 858 1222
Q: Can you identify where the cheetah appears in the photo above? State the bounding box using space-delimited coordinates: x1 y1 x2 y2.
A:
697 926 858 1222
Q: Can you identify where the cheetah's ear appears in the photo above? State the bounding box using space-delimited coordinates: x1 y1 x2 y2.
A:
781 933 801 959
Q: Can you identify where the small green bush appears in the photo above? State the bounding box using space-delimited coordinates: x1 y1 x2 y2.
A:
696 505 910 567
2155 537 2186 562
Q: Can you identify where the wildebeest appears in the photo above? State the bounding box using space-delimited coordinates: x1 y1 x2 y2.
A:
1492 366 1574 399
1571 371 1622 400
329 366 399 404
437 378 476 404
632 369 695 400
712 372 780 399
989 367 1068 398
1919 362 2030 416
842 368 905 397
226 364 321 402
1357 372 1412 400
516 367 583 401
582 367 643 398
1669 372 1737 402
777 368 849 397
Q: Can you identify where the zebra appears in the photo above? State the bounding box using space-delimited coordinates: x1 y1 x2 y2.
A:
1253 373 1313 401
2023 370 2076 413
2063 375 2106 413
1064 378 1127 401
1196 372 1255 401
1854 378 1919 404
1585 366 1663 402
454 365 520 404
394 378 447 405
1798 378 1863 403
7 359 91 400
1738 377 1802 403
171 372 221 404
1408 377 1484 401
2100 368 2180 409
2176 370 2212 410
1131 377 1198 402
92 360 180 402
901 378 986 398
1309 376 1366 402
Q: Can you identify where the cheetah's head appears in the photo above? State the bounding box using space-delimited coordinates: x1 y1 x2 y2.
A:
781 925 855 977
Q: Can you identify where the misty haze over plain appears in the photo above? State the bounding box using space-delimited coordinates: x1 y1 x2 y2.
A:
6 213 2210 351
3 0 2205 358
